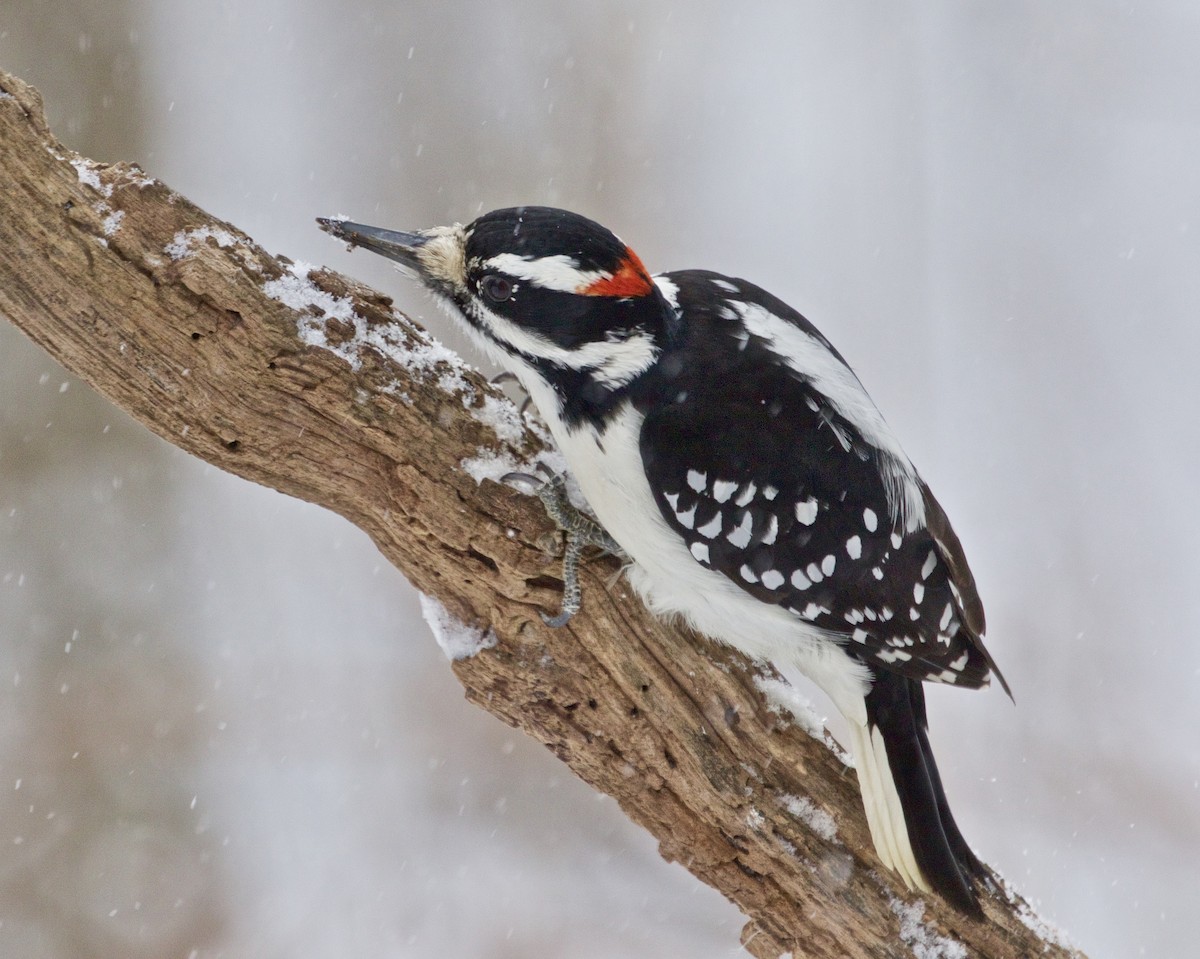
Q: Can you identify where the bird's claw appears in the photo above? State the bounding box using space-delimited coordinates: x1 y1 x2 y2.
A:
502 468 623 627
539 606 577 629
501 470 543 493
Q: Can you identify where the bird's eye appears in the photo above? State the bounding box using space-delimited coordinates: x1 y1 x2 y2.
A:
480 274 513 303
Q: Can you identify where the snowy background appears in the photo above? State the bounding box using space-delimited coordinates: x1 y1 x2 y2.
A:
2 3 1198 957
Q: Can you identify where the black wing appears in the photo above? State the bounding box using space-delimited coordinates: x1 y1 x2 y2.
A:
636 271 1004 691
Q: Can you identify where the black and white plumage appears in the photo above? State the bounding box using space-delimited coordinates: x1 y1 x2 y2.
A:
319 206 1009 916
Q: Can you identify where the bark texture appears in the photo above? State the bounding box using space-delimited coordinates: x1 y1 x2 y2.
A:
0 70 1083 959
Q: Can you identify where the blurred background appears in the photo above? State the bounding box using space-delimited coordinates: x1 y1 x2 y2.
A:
2 2 1198 956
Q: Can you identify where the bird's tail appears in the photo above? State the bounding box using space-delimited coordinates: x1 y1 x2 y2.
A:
848 669 986 917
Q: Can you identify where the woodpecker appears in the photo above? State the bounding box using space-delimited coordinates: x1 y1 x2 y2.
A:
319 206 1008 916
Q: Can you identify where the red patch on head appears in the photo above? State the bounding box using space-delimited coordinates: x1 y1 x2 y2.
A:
580 247 654 297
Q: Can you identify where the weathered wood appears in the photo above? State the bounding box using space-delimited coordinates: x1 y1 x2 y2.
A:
0 70 1081 959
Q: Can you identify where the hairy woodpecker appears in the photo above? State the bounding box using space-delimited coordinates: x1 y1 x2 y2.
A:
319 206 1009 916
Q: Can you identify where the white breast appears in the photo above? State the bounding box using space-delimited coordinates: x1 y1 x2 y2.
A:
515 369 871 725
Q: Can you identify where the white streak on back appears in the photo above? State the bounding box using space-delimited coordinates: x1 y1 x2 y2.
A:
729 300 925 528
652 275 680 310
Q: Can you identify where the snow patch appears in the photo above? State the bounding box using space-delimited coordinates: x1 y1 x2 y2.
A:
266 262 564 492
67 157 136 247
888 898 967 959
119 167 157 189
753 675 825 738
459 448 530 486
781 794 838 843
102 210 124 237
166 225 240 260
997 872 1079 953
476 393 526 446
753 673 852 764
265 261 472 395
418 593 497 661
70 157 112 197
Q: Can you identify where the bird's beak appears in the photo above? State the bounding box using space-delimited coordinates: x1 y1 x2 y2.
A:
317 218 429 274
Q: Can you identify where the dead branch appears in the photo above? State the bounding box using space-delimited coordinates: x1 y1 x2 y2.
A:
0 70 1082 959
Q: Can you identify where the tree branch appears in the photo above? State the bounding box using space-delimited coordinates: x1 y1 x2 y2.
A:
0 70 1081 959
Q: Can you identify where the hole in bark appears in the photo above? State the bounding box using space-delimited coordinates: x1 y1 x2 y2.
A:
267 361 277 370
629 706 640 718
586 698 597 710
564 702 579 712
664 750 677 769
640 683 650 693
191 332 202 340
224 439 240 451
734 859 763 881
724 832 751 854
466 547 498 573
63 199 74 211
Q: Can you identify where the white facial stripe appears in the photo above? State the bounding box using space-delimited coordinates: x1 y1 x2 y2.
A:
730 301 925 527
484 252 608 293
471 302 658 388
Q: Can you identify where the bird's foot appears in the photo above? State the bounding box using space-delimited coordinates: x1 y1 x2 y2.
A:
503 466 624 627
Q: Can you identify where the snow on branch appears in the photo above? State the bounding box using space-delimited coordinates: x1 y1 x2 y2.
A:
0 69 1084 959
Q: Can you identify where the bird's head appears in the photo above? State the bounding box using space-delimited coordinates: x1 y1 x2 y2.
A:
319 206 670 401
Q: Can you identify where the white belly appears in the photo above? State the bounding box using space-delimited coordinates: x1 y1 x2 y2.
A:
520 375 871 725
